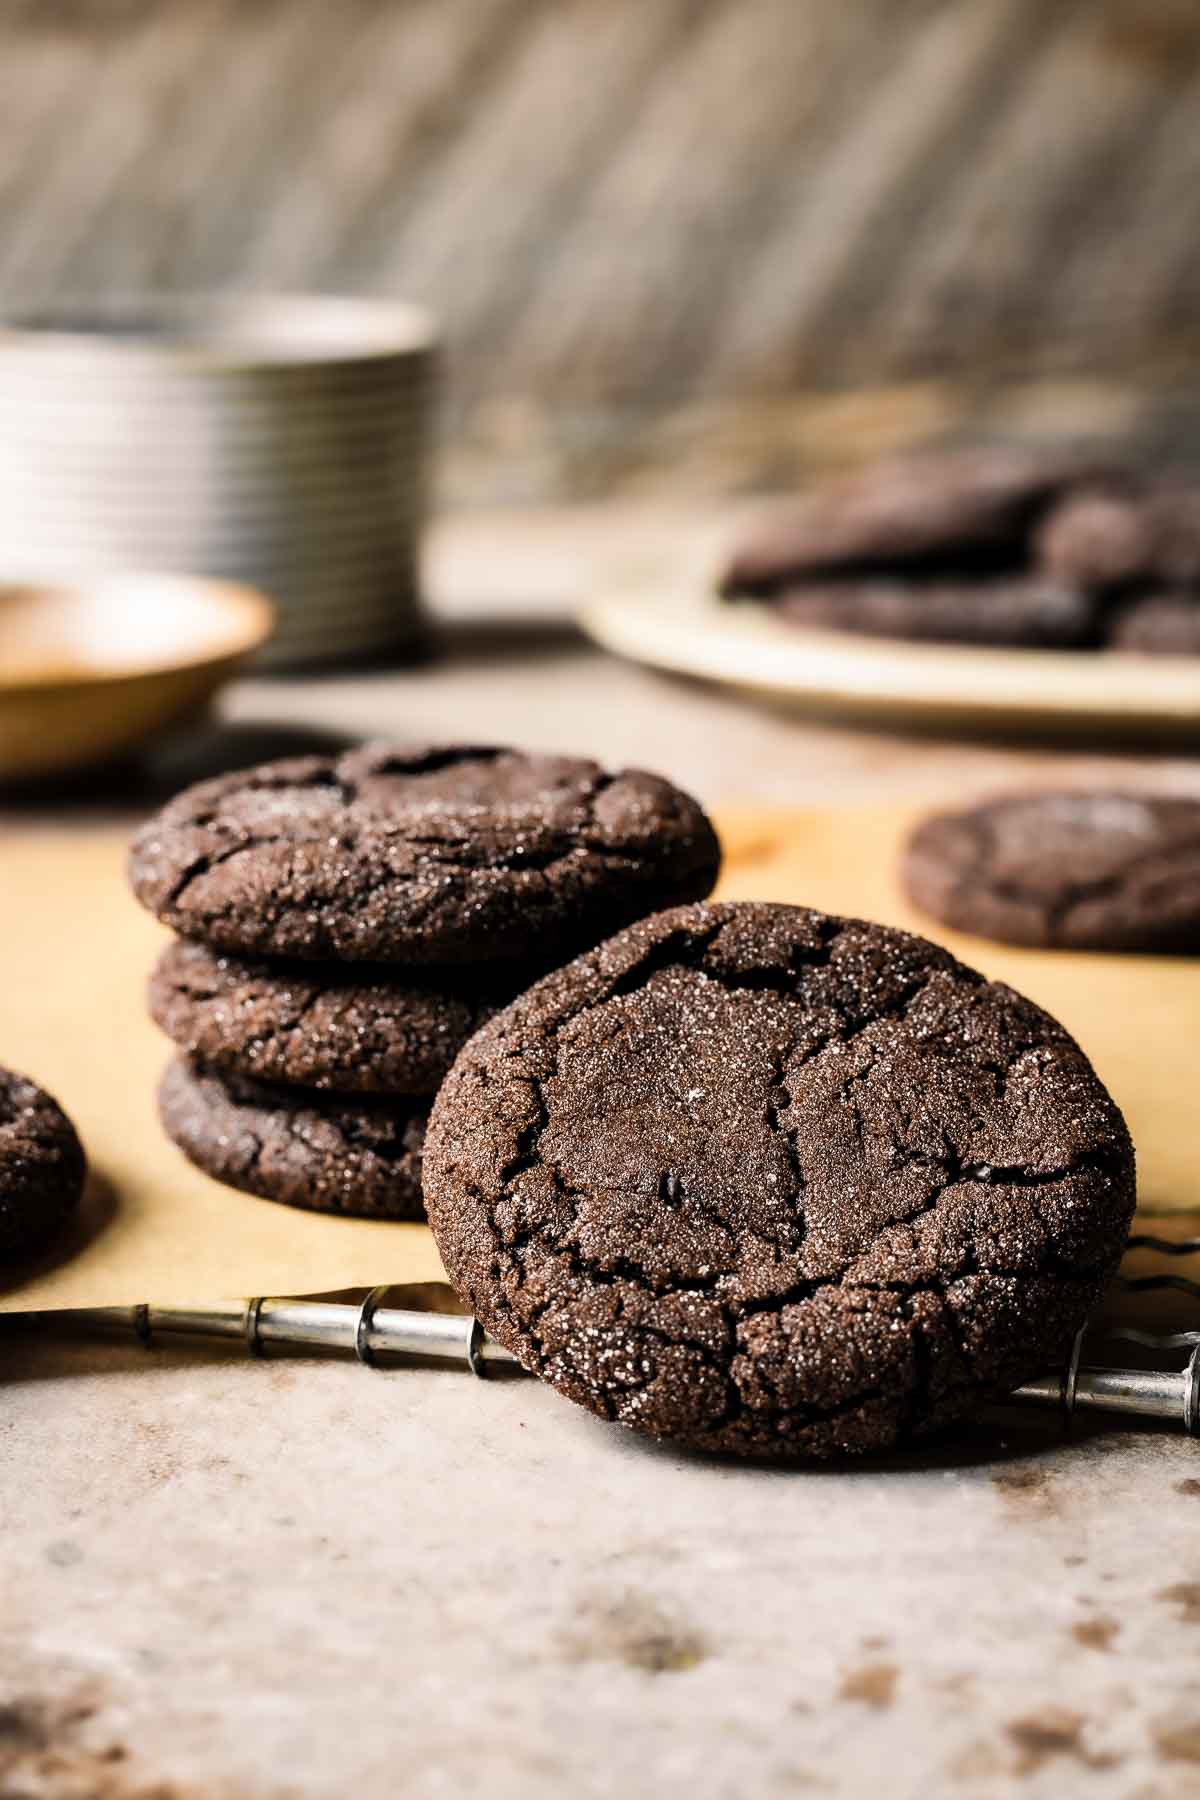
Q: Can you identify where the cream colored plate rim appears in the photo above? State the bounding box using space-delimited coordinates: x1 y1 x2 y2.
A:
580 584 1200 726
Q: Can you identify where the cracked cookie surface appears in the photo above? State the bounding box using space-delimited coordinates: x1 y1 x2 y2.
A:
423 901 1135 1457
159 1058 427 1218
129 743 721 966
905 790 1200 952
0 1069 87 1257
150 939 518 1096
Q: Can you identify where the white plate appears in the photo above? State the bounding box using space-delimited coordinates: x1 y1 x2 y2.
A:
580 584 1200 740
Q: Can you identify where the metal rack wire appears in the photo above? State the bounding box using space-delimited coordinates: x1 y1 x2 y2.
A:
16 1234 1200 1434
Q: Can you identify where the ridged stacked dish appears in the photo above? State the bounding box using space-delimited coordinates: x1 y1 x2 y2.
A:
0 293 436 668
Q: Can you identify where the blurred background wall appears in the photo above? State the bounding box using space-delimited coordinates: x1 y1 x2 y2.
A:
2 0 1199 503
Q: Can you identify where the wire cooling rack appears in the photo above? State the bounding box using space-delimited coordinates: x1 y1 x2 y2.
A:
15 1235 1198 1436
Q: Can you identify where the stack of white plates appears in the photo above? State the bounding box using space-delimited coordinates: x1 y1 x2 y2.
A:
0 293 437 668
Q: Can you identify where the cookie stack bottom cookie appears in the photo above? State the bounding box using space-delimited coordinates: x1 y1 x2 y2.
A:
159 1059 429 1220
149 944 524 1219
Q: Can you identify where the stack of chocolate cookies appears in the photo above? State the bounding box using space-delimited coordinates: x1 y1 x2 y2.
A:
720 447 1200 654
129 743 721 1220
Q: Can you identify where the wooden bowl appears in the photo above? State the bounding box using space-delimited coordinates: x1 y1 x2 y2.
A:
0 575 273 781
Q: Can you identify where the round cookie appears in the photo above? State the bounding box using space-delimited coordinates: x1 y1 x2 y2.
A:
159 1058 427 1219
765 575 1096 649
129 743 721 966
719 447 1087 595
1038 480 1200 591
1107 591 1200 657
149 939 519 1097
424 901 1134 1458
0 1069 87 1257
904 790 1200 952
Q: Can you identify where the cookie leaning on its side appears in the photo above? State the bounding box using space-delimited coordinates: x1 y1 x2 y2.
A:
424 900 1135 1458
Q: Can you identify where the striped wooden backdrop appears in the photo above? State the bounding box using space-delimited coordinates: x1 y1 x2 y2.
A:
1 0 1199 498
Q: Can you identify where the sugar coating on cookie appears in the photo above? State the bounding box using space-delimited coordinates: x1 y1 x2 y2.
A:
159 1058 427 1219
0 1068 87 1257
129 744 721 966
904 790 1200 952
149 938 515 1097
424 901 1135 1458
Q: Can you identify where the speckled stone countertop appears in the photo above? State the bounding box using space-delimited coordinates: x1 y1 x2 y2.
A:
3 503 1199 1799
4 1336 1200 1798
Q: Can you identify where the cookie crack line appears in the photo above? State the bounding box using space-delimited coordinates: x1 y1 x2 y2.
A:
491 957 974 1284
353 746 506 781
160 834 281 911
492 981 1115 1308
492 1144 1115 1317
494 1142 1114 1310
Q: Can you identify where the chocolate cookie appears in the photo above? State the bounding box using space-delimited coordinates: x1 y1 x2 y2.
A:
159 1058 427 1219
762 574 1096 649
129 744 721 967
904 790 1200 952
0 1069 87 1257
1038 480 1200 592
424 901 1134 1458
1106 591 1200 657
149 939 515 1097
720 447 1085 595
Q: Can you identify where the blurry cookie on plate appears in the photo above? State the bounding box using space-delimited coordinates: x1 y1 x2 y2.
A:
764 574 1096 649
720 447 1087 595
1037 479 1200 592
1105 591 1200 657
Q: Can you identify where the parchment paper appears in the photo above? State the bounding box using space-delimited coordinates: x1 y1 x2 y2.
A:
2 806 1195 1311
